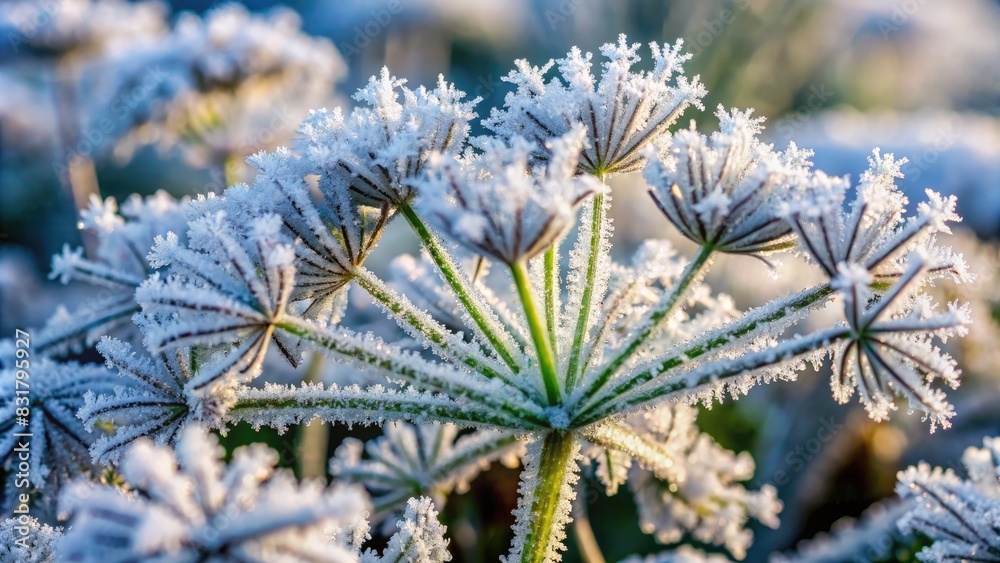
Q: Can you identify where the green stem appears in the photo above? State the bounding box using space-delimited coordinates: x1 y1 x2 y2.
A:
576 282 834 421
511 260 561 405
275 317 546 426
580 244 714 401
523 432 578 563
398 202 522 372
227 386 526 429
577 327 849 426
544 244 560 360
565 193 607 391
353 267 510 382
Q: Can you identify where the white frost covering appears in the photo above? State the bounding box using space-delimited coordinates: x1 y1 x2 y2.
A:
0 359 118 510
895 436 1000 562
331 422 522 525
585 404 780 560
38 191 189 356
58 425 369 562
0 517 61 563
420 126 604 264
484 34 705 175
644 107 817 257
829 255 970 430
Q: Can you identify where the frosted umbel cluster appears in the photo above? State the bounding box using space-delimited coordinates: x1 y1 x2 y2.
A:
6 34 974 562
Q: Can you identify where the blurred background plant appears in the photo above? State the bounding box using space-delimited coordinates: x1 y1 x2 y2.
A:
1 0 998 561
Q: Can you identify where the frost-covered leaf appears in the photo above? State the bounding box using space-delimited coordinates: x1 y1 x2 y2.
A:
36 191 188 356
585 404 780 560
644 107 815 257
0 516 61 563
136 211 300 396
299 67 478 207
781 149 969 283
360 497 452 562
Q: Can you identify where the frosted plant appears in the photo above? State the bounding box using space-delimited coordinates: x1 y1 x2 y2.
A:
0 0 167 57
331 422 522 524
895 436 1000 562
780 149 968 282
36 191 188 356
298 66 478 208
0 516 60 563
28 35 975 562
119 4 345 171
773 500 914 563
0 359 118 511
643 106 815 260
585 404 781 559
135 211 301 398
58 424 370 561
484 34 706 175
828 257 969 430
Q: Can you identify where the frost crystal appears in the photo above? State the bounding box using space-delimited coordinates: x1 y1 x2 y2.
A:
485 34 705 175
21 33 977 563
782 149 967 282
585 404 780 559
80 337 205 465
896 436 1000 561
0 516 61 563
59 425 369 562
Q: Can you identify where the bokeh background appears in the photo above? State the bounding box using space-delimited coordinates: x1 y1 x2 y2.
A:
1 0 998 561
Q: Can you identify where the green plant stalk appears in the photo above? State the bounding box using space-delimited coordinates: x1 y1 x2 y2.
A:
523 431 577 563
227 388 525 429
353 267 510 382
511 260 561 405
544 244 560 360
577 327 849 425
581 244 714 400
274 317 546 426
398 202 522 372
565 192 607 391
